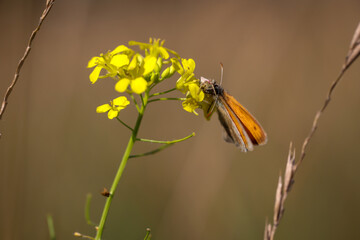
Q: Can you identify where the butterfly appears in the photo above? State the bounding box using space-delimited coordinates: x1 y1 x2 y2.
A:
200 66 267 152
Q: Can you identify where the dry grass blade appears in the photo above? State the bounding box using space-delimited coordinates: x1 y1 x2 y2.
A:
343 22 360 72
273 175 283 224
264 143 295 240
264 219 271 240
265 21 360 240
297 21 360 170
0 0 56 124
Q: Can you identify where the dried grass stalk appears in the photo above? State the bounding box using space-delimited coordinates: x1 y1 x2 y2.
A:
0 0 56 125
264 143 295 240
265 21 360 240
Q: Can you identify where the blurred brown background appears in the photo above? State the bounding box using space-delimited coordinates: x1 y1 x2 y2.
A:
1 0 360 239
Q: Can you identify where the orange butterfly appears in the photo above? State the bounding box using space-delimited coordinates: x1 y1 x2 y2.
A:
200 70 267 152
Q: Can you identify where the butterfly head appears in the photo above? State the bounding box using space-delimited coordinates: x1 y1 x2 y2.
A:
200 77 223 96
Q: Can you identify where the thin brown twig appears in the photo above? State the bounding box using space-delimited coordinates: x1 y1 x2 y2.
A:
0 0 56 123
264 21 360 240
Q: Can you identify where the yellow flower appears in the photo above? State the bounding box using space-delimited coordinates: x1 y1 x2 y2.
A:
173 58 205 115
115 77 148 94
129 38 177 60
143 55 157 75
180 83 205 115
175 58 196 93
112 52 159 94
188 83 204 102
96 96 130 119
182 98 201 115
87 45 133 84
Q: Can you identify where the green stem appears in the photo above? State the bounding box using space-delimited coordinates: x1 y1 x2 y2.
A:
144 228 152 240
148 97 186 103
130 133 195 158
116 117 133 131
95 91 149 240
140 94 145 107
85 194 96 226
47 214 56 240
128 92 140 112
149 87 177 98
129 143 174 158
137 132 195 144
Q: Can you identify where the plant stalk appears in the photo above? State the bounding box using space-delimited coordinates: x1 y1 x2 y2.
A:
95 91 149 240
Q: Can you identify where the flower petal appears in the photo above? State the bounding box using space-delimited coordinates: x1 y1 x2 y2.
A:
128 41 150 50
113 96 130 107
188 83 204 102
182 98 199 115
171 58 183 75
198 90 205 102
176 76 187 93
96 104 111 113
115 78 130 92
143 56 157 75
87 57 100 68
159 47 169 59
188 59 196 72
110 54 129 68
188 83 199 97
111 45 130 55
182 58 195 73
107 109 118 119
128 55 138 71
130 77 148 94
89 66 102 84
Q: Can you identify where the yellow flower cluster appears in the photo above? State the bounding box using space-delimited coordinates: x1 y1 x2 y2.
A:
173 58 204 115
88 45 153 94
87 39 205 119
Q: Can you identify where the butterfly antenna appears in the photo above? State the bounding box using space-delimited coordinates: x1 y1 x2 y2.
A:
206 63 224 118
220 62 224 86
207 64 223 117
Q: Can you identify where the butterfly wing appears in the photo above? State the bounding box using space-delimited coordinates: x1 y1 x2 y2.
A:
221 92 267 146
216 98 253 152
